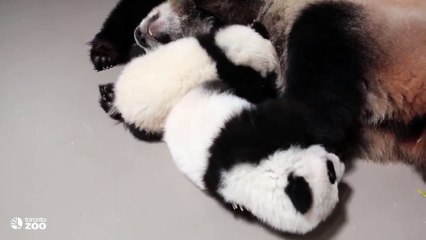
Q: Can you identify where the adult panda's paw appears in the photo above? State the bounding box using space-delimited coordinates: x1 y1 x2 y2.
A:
99 83 123 121
89 36 129 71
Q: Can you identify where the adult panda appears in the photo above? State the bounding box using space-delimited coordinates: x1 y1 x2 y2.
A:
99 23 280 141
164 80 346 234
129 0 426 165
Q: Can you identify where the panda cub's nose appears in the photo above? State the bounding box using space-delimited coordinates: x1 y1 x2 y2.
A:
134 27 148 48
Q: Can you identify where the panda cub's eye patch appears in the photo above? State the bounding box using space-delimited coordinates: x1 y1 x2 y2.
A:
326 160 337 184
285 173 313 214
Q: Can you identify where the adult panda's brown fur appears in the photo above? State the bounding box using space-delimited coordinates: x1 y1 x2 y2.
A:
118 0 425 165
190 0 426 166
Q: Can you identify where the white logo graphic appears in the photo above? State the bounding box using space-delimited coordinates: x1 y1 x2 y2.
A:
10 217 47 230
10 217 23 230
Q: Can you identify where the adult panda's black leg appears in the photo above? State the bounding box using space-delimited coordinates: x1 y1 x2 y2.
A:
89 0 163 71
99 83 123 121
284 2 374 158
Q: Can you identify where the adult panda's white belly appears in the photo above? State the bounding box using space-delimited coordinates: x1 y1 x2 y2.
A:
164 86 252 189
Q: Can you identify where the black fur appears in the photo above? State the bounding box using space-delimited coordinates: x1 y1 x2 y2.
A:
202 80 235 95
205 1 370 202
205 99 325 194
326 160 337 184
196 33 278 104
284 1 371 158
379 115 426 141
99 83 123 121
126 123 163 142
285 173 313 214
98 83 162 142
90 0 163 71
251 21 270 40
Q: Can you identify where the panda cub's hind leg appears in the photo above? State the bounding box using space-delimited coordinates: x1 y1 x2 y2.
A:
98 83 162 142
98 83 123 122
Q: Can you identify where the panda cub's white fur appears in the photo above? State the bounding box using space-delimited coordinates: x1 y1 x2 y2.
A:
164 82 345 234
113 25 278 135
114 37 216 133
219 146 344 233
164 85 253 189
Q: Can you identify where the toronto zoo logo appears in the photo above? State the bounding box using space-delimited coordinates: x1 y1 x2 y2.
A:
10 217 23 230
10 217 47 230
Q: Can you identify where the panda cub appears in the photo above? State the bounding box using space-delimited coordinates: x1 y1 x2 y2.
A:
99 24 279 141
164 81 345 234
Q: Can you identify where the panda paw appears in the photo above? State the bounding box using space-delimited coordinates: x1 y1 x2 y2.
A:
99 83 123 121
89 37 129 71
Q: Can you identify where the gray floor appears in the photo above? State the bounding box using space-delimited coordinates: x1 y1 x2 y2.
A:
0 0 424 239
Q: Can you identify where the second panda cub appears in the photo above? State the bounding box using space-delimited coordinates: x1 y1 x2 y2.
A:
99 23 279 141
164 81 345 234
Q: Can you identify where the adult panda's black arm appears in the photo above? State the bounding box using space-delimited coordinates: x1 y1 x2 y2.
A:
283 1 374 158
89 0 163 71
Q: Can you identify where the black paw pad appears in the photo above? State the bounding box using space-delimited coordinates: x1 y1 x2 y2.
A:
99 83 123 121
90 37 128 71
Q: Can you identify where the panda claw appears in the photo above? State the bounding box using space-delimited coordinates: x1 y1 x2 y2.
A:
93 56 101 71
99 83 123 121
89 37 126 71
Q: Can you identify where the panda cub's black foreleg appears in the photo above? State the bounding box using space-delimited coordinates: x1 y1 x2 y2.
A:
196 29 278 104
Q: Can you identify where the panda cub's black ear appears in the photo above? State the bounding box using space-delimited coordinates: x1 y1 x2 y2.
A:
251 21 270 40
285 173 313 214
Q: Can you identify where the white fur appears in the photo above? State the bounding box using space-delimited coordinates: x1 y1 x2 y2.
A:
219 145 344 234
114 38 217 133
215 25 279 78
115 25 279 134
164 84 345 234
137 2 183 48
164 85 252 189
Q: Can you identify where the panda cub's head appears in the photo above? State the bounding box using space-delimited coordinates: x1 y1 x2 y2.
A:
104 23 279 141
218 145 344 233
